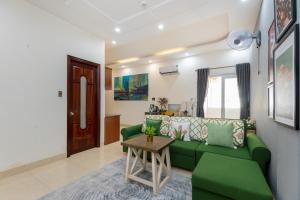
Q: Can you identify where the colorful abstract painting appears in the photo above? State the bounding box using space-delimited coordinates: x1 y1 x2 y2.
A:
114 73 148 101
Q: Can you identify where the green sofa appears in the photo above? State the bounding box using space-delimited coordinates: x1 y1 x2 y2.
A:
121 116 272 199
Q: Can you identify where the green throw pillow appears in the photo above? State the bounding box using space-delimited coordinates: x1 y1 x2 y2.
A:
207 122 235 149
146 119 162 135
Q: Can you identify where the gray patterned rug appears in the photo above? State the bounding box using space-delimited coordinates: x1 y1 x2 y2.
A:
39 158 192 200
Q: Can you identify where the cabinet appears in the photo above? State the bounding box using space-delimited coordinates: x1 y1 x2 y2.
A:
105 67 112 90
104 115 120 145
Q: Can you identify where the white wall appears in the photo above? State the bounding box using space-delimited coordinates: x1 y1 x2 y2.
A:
106 49 251 125
250 0 300 199
0 0 105 171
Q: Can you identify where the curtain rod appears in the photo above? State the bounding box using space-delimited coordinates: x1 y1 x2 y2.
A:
195 65 234 71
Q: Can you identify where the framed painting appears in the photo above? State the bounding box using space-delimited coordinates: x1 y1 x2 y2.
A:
274 0 297 42
268 21 276 83
114 73 148 101
268 84 274 119
273 24 299 129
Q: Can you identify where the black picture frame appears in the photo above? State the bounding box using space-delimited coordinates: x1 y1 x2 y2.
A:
268 20 276 83
274 0 297 42
273 24 299 129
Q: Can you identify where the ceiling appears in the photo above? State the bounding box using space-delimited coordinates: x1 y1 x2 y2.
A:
27 0 262 67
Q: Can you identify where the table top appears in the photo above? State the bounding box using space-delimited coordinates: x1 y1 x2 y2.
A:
121 135 174 153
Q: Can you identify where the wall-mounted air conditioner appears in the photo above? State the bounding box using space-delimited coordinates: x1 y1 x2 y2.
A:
159 65 178 75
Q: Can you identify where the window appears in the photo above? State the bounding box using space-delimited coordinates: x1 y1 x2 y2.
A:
204 75 240 119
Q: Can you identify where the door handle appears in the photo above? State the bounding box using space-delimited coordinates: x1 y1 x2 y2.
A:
70 112 74 116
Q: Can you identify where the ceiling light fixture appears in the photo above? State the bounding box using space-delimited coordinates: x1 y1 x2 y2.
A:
121 65 126 68
155 48 185 56
114 27 121 33
112 40 117 45
117 57 140 64
185 52 190 56
158 24 164 30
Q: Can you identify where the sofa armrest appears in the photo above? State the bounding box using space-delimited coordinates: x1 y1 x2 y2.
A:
121 124 143 152
247 133 271 175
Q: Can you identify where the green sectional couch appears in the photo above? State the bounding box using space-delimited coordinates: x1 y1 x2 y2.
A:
121 115 272 199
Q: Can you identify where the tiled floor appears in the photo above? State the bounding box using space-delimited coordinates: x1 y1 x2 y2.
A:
0 140 191 200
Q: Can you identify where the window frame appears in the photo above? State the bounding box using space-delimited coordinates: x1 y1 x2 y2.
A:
205 73 239 119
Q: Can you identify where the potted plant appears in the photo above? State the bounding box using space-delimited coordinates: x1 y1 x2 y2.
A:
246 118 256 134
157 97 168 112
145 126 156 143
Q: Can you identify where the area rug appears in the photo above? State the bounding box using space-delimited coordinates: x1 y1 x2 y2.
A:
39 158 192 200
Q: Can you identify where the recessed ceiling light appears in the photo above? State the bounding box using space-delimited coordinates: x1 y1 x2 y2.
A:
117 57 140 64
121 65 126 68
112 40 117 45
148 60 153 64
158 24 164 30
155 48 185 56
114 27 121 33
185 52 190 56
241 0 247 2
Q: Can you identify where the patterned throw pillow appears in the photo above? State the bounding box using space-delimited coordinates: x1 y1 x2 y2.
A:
142 115 170 135
170 117 205 141
202 118 245 147
169 121 191 141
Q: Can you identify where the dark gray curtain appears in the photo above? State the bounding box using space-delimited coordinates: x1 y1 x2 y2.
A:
196 68 209 117
236 63 250 119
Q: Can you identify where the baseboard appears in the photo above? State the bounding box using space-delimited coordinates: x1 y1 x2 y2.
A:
0 153 67 179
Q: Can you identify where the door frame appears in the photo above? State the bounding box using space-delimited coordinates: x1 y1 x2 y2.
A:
67 55 101 157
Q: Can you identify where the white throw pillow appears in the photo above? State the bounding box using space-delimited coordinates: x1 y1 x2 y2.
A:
169 121 191 141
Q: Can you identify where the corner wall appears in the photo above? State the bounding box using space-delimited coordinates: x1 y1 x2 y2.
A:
250 1 300 199
0 0 105 171
106 49 251 125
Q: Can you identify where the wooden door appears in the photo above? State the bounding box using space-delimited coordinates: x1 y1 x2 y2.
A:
67 55 100 156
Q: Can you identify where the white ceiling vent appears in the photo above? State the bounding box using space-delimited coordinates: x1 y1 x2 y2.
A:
159 65 178 75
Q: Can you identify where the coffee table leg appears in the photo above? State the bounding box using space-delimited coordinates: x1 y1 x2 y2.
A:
166 147 171 177
142 150 147 170
151 152 158 194
125 147 132 183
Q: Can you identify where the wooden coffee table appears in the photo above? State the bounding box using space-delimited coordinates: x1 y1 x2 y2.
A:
121 135 174 194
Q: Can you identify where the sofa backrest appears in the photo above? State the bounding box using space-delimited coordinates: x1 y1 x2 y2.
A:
143 115 245 147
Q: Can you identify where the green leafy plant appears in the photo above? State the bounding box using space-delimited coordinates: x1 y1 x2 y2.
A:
145 126 156 136
246 118 256 130
174 128 182 140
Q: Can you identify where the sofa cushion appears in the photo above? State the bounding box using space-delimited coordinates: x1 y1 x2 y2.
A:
207 122 235 149
169 121 191 141
170 140 199 157
146 118 162 135
202 118 245 147
196 142 251 162
142 115 170 135
170 117 206 141
192 153 273 200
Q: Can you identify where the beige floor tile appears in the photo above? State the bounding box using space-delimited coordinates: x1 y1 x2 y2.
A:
0 174 49 200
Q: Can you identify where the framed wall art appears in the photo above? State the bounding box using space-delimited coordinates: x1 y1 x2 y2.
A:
268 84 274 119
268 20 276 83
274 0 297 42
114 73 148 101
273 24 299 129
